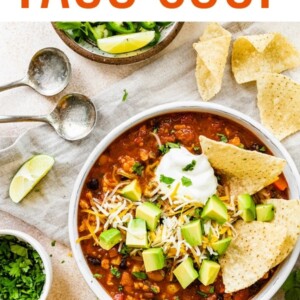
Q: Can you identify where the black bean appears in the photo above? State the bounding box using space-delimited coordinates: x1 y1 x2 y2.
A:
120 257 127 269
87 256 101 266
87 178 99 190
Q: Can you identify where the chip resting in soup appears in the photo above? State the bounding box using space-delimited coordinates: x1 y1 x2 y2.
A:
77 112 299 300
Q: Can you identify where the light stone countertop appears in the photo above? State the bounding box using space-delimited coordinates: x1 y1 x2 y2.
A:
0 22 203 300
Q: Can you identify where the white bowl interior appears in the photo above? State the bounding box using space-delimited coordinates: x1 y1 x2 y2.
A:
69 101 300 300
0 229 53 300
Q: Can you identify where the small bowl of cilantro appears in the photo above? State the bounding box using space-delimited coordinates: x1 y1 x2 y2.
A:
0 230 52 300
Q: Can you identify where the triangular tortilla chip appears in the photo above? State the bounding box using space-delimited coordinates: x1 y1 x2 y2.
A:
232 33 300 84
193 23 231 101
220 220 287 293
257 73 300 140
199 136 286 196
264 199 300 267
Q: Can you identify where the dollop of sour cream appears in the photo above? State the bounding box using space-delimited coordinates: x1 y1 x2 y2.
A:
155 147 218 204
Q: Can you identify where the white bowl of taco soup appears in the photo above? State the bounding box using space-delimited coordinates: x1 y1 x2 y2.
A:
70 101 300 300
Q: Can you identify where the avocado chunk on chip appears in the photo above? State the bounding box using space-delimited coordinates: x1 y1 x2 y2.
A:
264 199 300 268
193 23 231 101
199 136 286 196
220 199 300 293
232 33 300 84
220 220 287 293
257 73 300 140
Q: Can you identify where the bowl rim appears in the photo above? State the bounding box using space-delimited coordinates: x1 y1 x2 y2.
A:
52 22 184 65
0 229 53 300
69 101 300 300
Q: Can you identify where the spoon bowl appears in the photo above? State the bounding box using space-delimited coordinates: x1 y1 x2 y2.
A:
27 48 71 96
0 93 97 141
0 48 71 96
48 94 97 141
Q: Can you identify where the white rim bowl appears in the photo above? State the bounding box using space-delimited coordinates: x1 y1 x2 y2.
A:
0 229 53 300
69 101 300 300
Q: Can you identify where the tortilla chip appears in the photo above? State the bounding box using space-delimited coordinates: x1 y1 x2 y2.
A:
199 136 286 196
257 73 300 140
220 220 287 293
264 199 300 267
232 33 300 84
193 23 231 101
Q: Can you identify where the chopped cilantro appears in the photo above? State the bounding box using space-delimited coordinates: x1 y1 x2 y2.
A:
194 208 203 219
61 260 65 264
260 146 266 152
118 285 124 291
110 266 121 278
51 240 56 247
160 174 175 185
0 235 46 300
193 146 200 152
150 285 159 293
132 272 147 280
119 244 131 256
182 160 196 171
132 162 144 176
159 142 180 154
217 133 228 143
93 273 103 279
197 290 208 297
122 89 128 102
209 286 215 293
181 176 192 187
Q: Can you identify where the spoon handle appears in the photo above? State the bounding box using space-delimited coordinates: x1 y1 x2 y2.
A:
0 77 28 93
0 115 48 123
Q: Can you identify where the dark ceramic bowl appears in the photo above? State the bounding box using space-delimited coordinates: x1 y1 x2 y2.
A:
52 22 184 65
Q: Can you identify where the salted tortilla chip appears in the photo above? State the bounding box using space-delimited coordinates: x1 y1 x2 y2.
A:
257 73 300 140
232 33 300 84
264 199 300 267
193 23 231 101
220 220 287 293
199 136 286 196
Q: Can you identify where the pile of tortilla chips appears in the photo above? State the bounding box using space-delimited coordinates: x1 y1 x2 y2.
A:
193 23 231 101
194 24 300 140
199 135 300 293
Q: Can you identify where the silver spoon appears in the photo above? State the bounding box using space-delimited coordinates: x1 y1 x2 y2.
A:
0 48 71 96
0 94 97 141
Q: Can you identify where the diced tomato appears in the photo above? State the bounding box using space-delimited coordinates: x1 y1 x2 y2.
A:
113 293 125 300
273 175 288 191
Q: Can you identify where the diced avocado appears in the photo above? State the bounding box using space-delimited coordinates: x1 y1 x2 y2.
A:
121 179 142 201
99 228 122 251
142 248 165 272
136 202 162 231
199 260 220 286
238 194 256 222
201 195 228 224
256 204 275 222
211 237 232 255
181 220 202 247
126 219 148 248
173 257 198 289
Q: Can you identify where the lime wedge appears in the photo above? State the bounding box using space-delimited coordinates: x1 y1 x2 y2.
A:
97 31 155 54
9 154 55 203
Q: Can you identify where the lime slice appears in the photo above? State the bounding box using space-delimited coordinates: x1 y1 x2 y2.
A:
9 154 55 203
97 31 155 54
